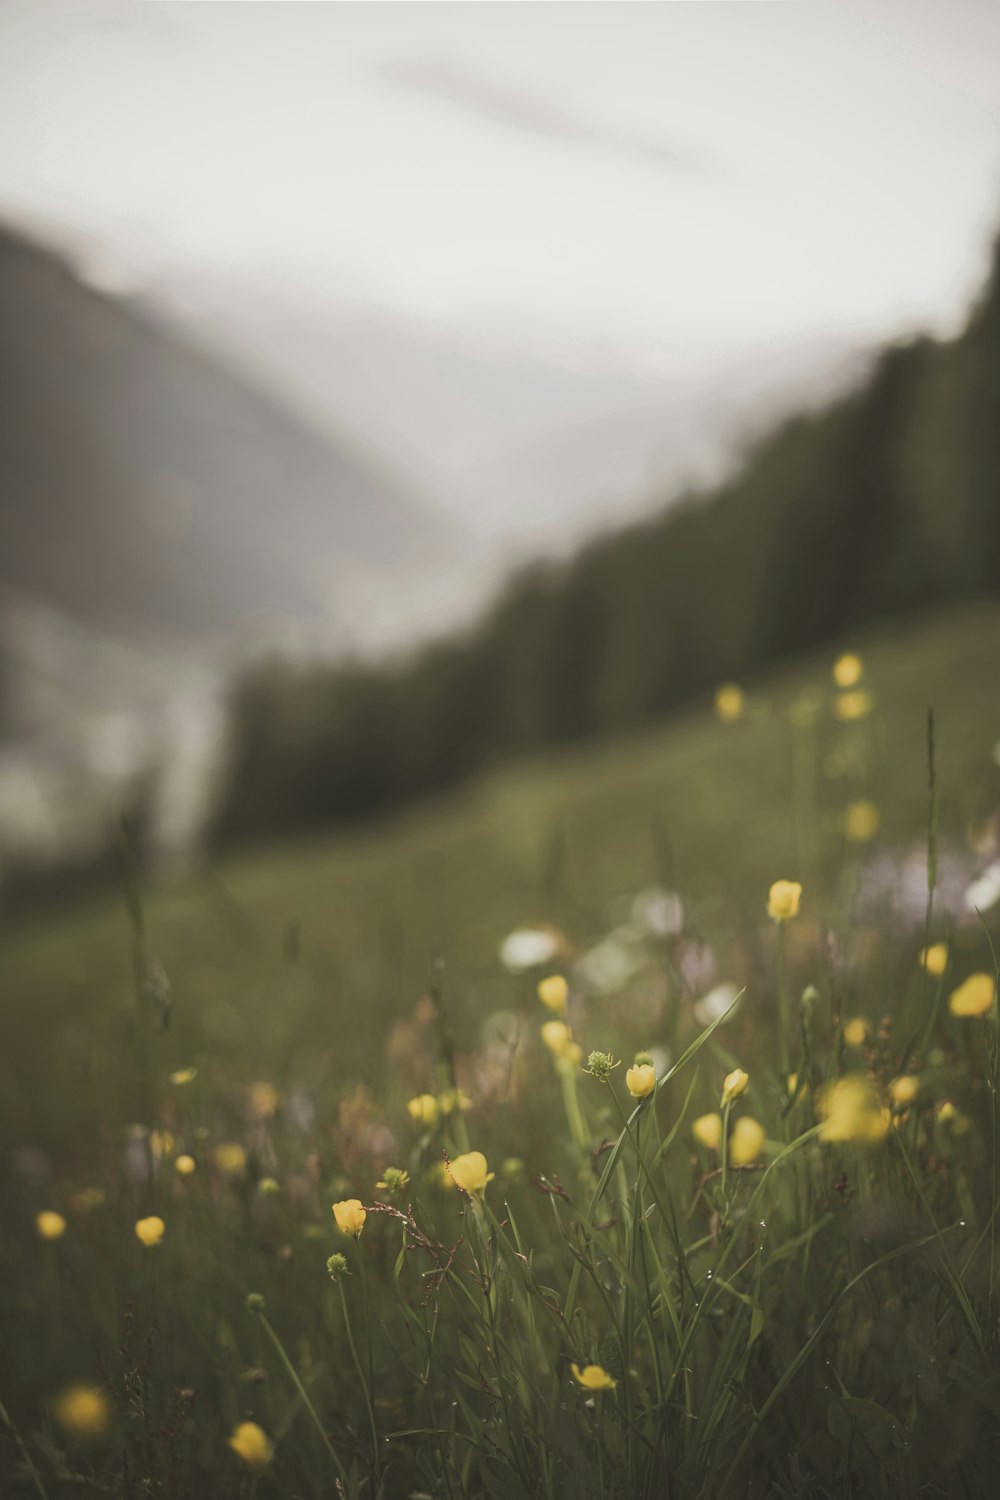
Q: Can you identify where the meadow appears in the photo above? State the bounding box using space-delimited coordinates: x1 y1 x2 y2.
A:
3 602 1000 1497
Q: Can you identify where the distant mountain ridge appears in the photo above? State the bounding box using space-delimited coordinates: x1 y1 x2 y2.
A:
0 222 455 644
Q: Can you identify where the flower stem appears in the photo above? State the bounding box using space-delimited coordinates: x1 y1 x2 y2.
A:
720 1098 733 1205
258 1312 348 1483
338 1273 381 1482
777 921 789 1077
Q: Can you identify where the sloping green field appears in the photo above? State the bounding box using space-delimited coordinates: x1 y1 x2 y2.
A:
3 603 1000 1158
3 603 1000 1499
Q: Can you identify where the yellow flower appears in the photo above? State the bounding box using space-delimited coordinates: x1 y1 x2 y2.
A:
249 1081 279 1119
407 1093 439 1127
714 683 745 723
541 1020 574 1057
447 1151 494 1196
212 1142 247 1175
786 1073 799 1097
832 652 863 688
169 1067 197 1087
332 1199 367 1236
228 1420 273 1468
843 1016 870 1048
721 1068 749 1105
36 1211 67 1241
566 1041 584 1069
819 1077 888 1144
948 972 996 1018
889 1075 920 1109
537 974 569 1014
174 1154 196 1176
834 690 874 722
625 1063 656 1100
692 1112 722 1151
571 1362 617 1391
729 1116 766 1166
767 880 802 921
920 943 949 977
134 1215 165 1247
844 801 879 842
936 1101 956 1125
150 1129 175 1160
53 1383 112 1439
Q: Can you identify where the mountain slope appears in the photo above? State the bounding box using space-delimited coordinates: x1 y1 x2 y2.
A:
0 224 455 643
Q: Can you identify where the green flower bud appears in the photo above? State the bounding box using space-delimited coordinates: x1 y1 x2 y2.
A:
326 1253 349 1283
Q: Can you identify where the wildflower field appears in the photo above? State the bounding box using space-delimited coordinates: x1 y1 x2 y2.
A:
3 604 1000 1498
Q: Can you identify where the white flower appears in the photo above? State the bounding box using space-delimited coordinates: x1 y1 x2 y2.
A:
499 927 560 972
577 932 642 996
648 1045 672 1077
964 861 1000 914
694 982 740 1028
631 887 684 938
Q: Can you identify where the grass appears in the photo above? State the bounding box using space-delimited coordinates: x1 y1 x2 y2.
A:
3 601 1000 1497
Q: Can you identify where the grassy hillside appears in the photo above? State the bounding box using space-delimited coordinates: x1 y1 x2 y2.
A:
4 603 1000 1158
4 603 1000 1496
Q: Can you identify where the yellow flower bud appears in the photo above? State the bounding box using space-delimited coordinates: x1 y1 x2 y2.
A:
729 1116 766 1166
228 1420 273 1468
625 1063 656 1100
714 683 744 723
843 1017 870 1048
212 1142 247 1175
832 652 863 688
249 1081 279 1119
889 1075 920 1109
721 1068 749 1104
948 973 996 1018
767 880 802 921
819 1077 888 1144
919 943 949 977
36 1211 67 1241
537 974 569 1013
150 1130 175 1160
541 1020 573 1057
834 689 874 722
407 1093 439 1127
571 1362 616 1391
53 1383 112 1440
174 1154 196 1176
134 1216 165 1247
169 1067 197 1087
447 1151 494 1196
332 1199 367 1236
692 1112 722 1151
843 801 879 842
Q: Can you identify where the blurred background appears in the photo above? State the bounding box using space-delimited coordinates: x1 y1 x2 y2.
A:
1 0 999 904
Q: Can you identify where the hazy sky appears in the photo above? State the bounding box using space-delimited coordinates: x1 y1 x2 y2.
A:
1 0 998 362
